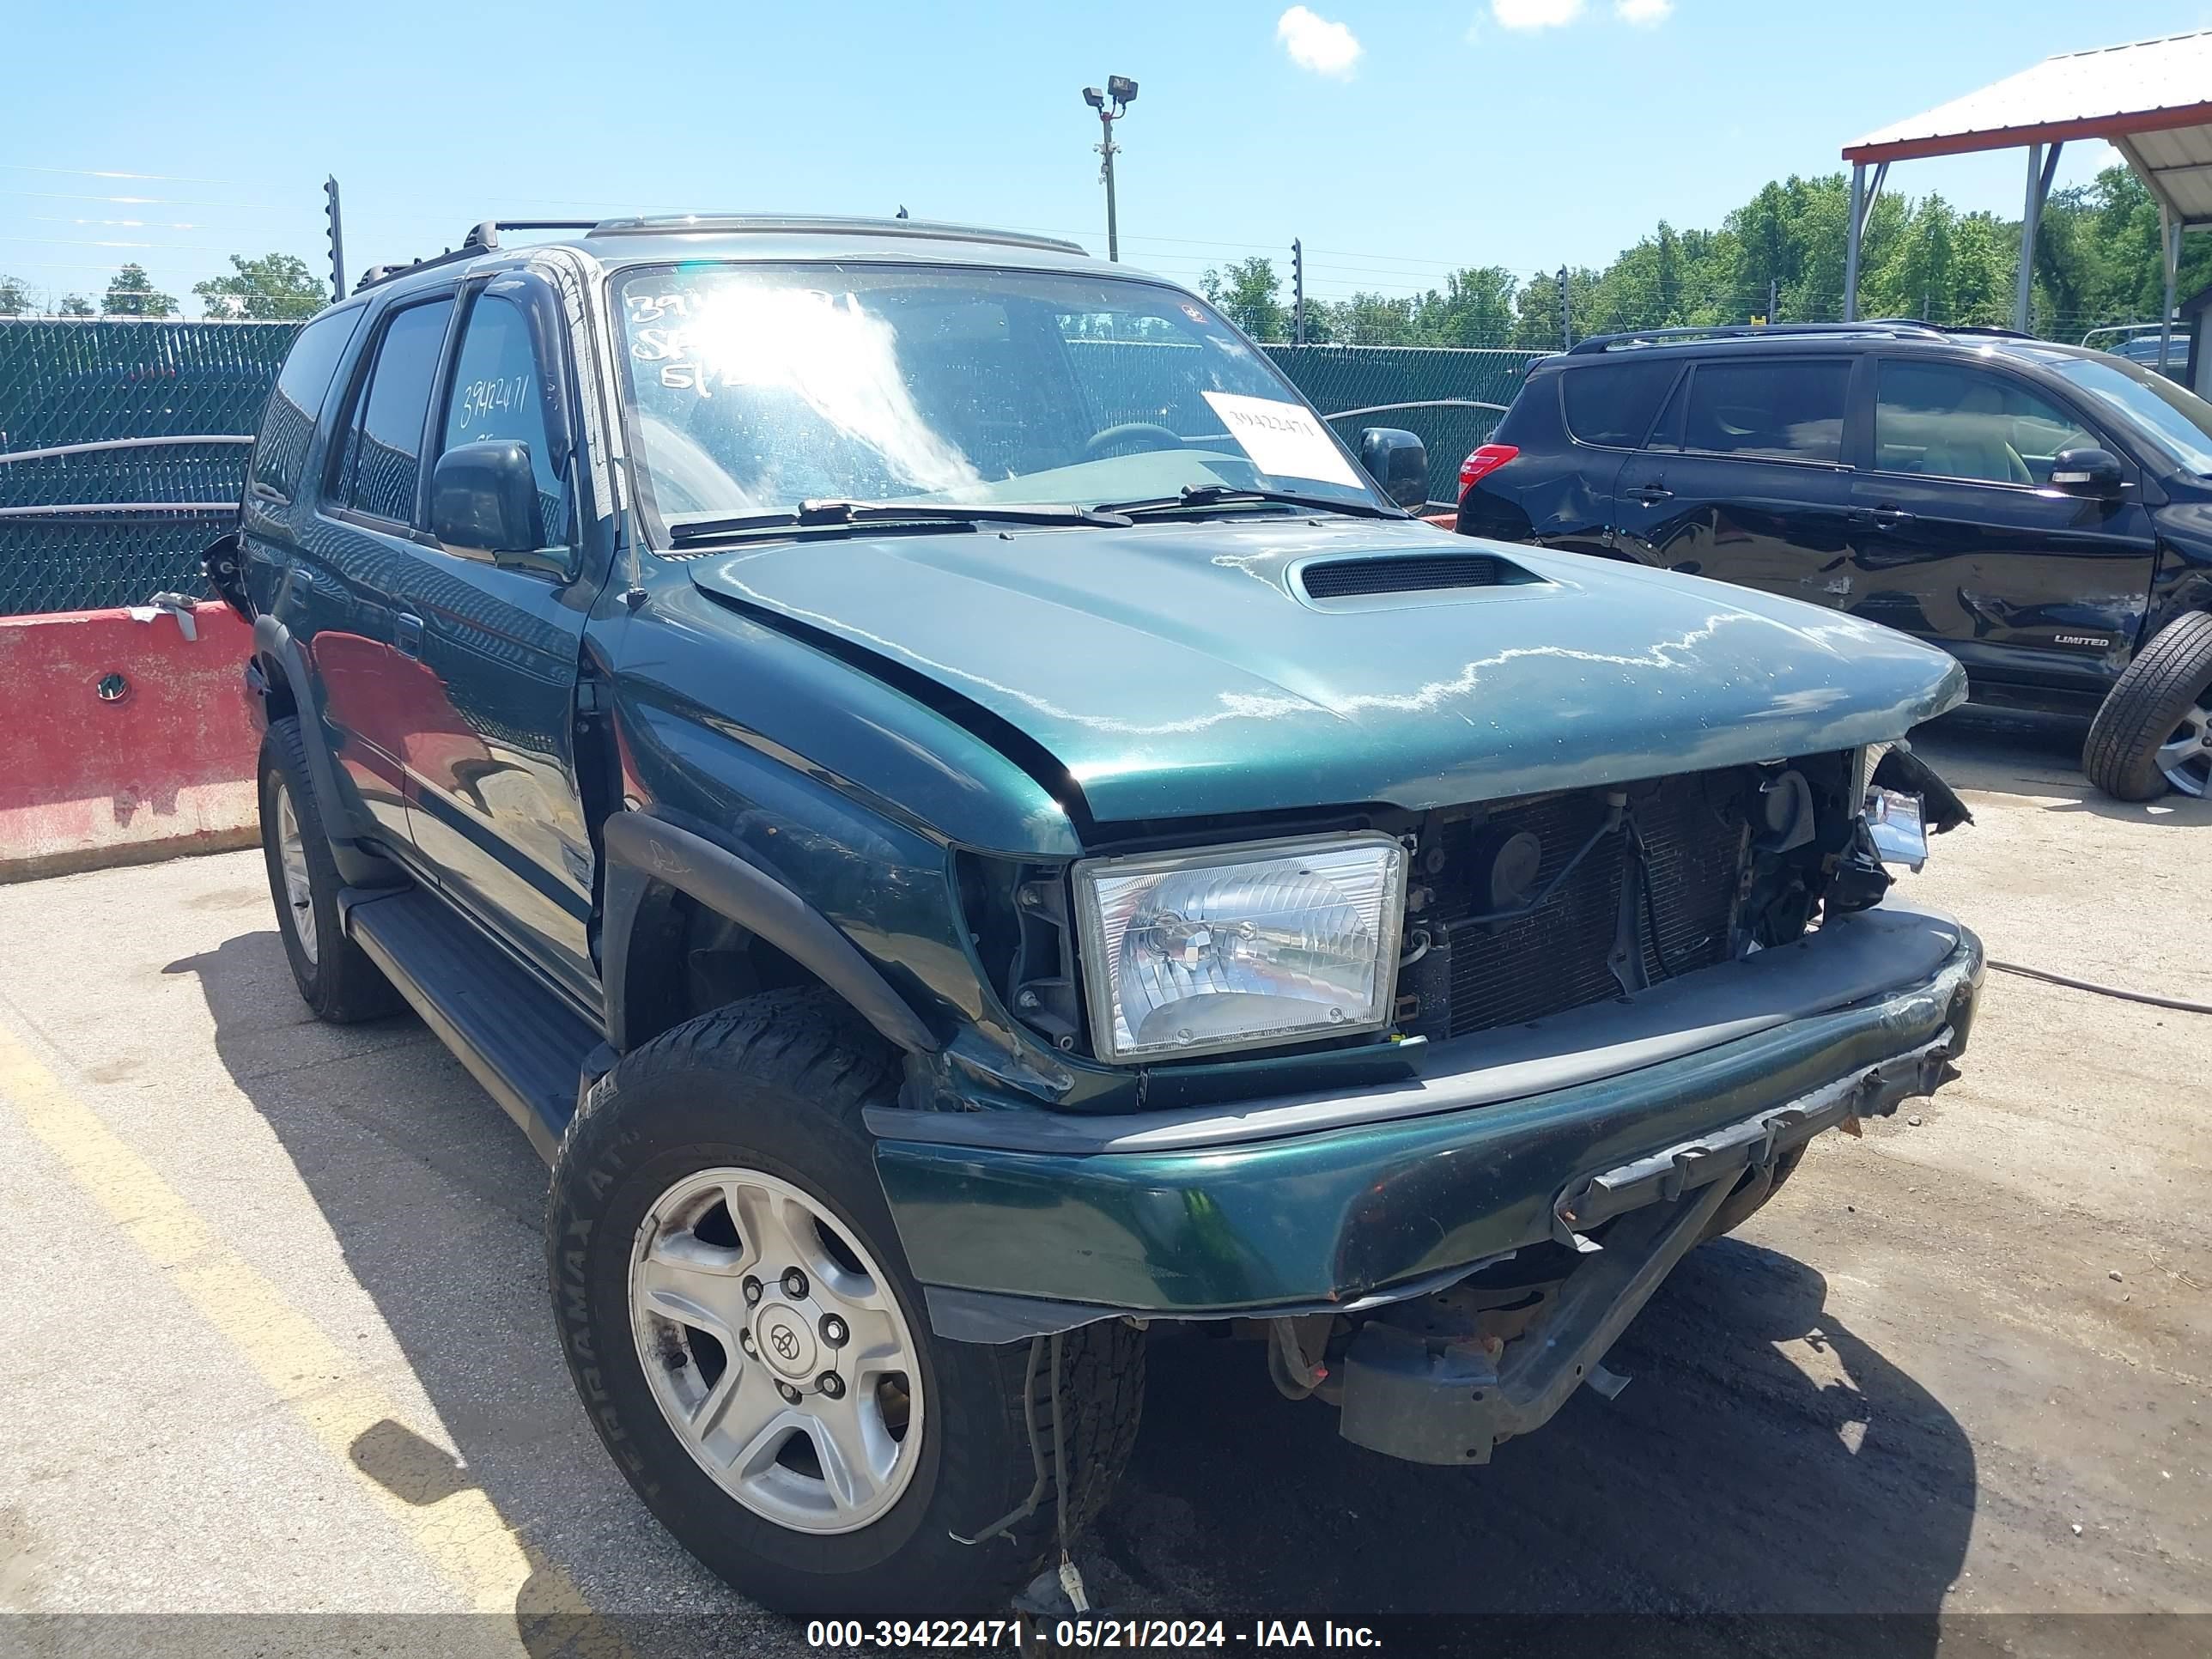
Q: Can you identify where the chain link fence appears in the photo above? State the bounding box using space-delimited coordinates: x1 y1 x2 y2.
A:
1265 345 1541 507
0 319 1536 615
0 319 300 613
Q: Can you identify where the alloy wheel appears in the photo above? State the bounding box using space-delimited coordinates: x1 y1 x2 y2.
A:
274 782 319 965
2154 699 2212 798
628 1166 923 1534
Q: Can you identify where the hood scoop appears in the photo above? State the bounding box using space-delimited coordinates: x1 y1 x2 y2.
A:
1296 550 1545 606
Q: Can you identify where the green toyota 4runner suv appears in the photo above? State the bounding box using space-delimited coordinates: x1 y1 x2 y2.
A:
209 215 1983 1618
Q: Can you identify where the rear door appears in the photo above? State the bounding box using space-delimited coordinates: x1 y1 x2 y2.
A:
391 272 603 1004
1611 354 1859 605
1844 356 2160 695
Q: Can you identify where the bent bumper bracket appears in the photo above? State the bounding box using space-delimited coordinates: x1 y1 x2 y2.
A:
1553 1031 1956 1241
1336 1030 1958 1467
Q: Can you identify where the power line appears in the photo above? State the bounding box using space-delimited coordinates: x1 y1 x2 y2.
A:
0 188 290 210
0 162 258 185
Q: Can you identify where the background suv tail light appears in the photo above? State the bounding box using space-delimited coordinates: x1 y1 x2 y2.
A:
1457 444 1520 498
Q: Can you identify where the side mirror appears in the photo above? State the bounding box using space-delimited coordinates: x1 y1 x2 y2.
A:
431 440 544 562
1358 427 1428 512
2048 446 2124 498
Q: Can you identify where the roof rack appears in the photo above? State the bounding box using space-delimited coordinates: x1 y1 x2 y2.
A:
1567 320 1948 354
583 213 1087 256
465 219 601 252
355 219 602 293
1922 322 2035 340
353 214 1091 295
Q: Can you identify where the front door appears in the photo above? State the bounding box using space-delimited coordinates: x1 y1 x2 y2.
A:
1609 355 1859 607
1844 356 2160 697
395 273 604 1005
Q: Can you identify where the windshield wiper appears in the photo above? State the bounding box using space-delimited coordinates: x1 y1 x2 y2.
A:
668 498 1133 547
1093 484 1407 521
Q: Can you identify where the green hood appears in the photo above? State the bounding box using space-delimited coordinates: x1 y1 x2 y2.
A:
689 519 1966 825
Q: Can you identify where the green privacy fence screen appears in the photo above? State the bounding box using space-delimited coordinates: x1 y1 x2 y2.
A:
0 318 1540 614
0 319 301 614
1268 343 1541 506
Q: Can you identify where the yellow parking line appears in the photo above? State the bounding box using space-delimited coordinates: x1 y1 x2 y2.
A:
0 1021 622 1652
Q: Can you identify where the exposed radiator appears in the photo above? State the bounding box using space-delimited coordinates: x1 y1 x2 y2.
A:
1404 773 1749 1041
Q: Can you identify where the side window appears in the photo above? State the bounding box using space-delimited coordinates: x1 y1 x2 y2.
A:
1875 361 2098 487
250 307 364 501
1680 360 1850 464
438 293 568 547
1561 360 1679 447
333 298 455 525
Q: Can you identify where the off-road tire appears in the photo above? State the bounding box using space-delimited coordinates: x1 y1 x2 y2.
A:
2083 611 2212 801
258 717 404 1023
1699 1144 1808 1242
546 987 1145 1619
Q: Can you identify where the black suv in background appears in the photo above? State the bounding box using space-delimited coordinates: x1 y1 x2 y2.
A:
1455 322 2212 800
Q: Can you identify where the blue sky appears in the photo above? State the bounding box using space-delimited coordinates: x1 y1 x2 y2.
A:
3 0 2207 314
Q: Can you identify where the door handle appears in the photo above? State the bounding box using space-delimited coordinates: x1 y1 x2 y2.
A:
1850 507 1916 530
1630 483 1673 505
395 612 423 659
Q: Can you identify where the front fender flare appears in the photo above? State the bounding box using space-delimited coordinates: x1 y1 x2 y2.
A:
599 809 941 1059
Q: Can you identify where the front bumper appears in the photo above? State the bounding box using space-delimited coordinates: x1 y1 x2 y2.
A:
869 901 1983 1342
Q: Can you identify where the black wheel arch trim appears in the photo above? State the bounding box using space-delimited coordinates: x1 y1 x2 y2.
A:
247 613 393 882
599 809 942 1059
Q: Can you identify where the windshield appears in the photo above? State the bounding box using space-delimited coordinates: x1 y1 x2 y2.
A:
612 262 1390 536
2044 352 2212 476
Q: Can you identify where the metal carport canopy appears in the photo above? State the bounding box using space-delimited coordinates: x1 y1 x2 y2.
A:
1837 28 2212 356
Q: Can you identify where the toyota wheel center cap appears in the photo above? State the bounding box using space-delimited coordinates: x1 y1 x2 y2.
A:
756 1308 817 1379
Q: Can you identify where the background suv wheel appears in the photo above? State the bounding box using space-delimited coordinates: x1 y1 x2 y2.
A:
2084 611 2212 800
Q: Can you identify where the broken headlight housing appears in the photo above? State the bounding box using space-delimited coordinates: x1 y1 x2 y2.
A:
1073 832 1407 1064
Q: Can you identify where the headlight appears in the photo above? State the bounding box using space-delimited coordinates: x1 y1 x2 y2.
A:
1072 832 1407 1064
1863 787 1929 872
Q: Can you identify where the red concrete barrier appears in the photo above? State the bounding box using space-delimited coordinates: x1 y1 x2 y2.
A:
0 602 259 881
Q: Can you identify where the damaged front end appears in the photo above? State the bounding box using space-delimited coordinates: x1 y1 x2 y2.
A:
872 738 1982 1467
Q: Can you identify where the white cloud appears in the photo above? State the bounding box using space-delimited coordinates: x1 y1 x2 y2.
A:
1276 6 1362 76
1616 0 1674 23
1491 0 1585 28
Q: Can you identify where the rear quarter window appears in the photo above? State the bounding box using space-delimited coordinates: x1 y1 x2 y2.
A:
250 307 364 501
1560 360 1679 447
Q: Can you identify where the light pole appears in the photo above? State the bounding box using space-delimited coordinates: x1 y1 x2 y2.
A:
1082 75 1138 261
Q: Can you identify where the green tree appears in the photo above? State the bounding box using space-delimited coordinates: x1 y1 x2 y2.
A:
0 274 28 316
1426 266 1519 346
1316 291 1419 345
1201 257 1287 342
102 264 176 318
1510 268 1600 349
1215 163 2205 356
193 252 325 319
58 294 94 317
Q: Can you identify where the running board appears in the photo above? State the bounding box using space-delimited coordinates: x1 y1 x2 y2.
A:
345 888 599 1164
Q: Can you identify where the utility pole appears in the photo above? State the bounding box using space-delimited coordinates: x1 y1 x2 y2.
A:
1768 277 1778 325
1081 76 1138 261
323 175 346 302
1558 265 1571 350
1291 239 1305 344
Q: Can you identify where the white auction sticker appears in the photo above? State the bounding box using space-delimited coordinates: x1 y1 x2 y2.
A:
1200 392 1363 488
